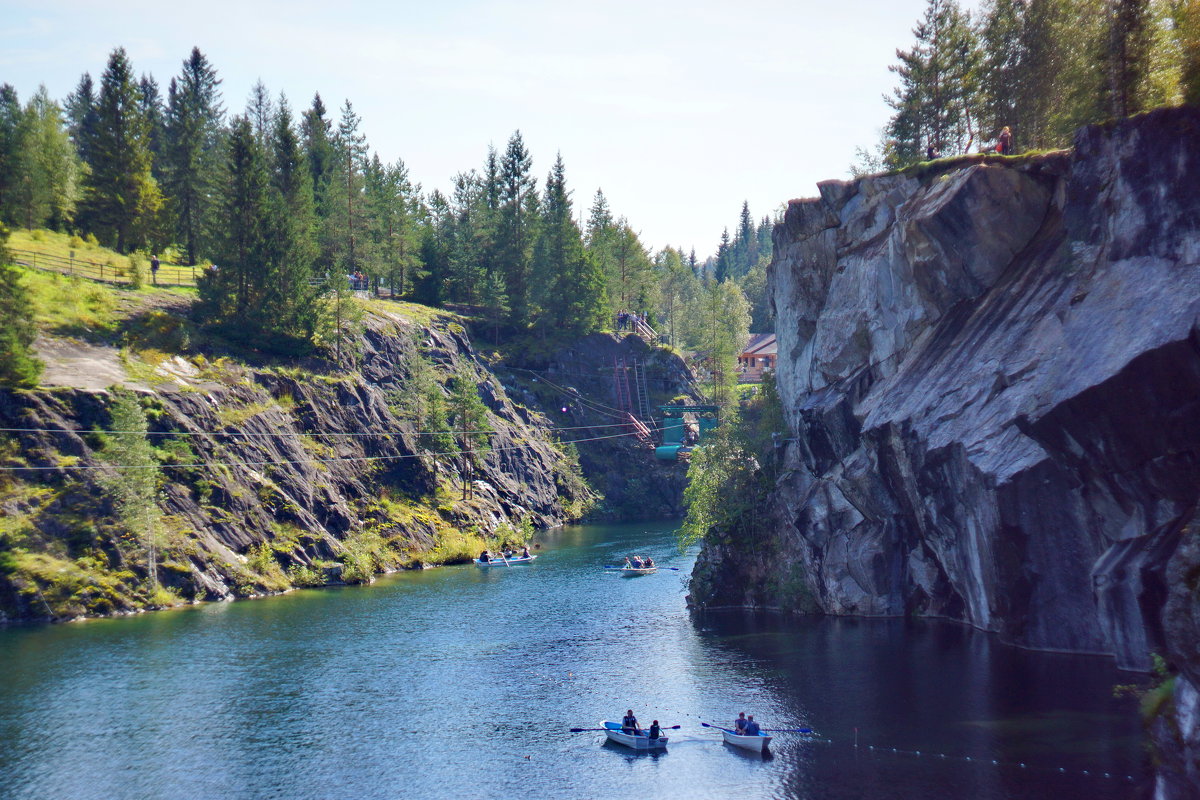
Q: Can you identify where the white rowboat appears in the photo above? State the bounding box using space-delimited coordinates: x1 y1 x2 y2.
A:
602 721 668 749
474 554 537 567
620 566 657 576
721 728 772 753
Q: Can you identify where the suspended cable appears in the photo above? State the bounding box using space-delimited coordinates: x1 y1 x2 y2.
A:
0 428 651 472
0 421 636 439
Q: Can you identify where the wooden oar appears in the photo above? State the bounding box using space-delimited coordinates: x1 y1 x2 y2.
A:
569 725 681 733
701 722 737 733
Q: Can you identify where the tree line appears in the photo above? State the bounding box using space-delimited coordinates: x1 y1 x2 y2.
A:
860 0 1200 171
0 46 769 365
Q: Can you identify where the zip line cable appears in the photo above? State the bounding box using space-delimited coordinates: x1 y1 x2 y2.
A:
0 428 652 473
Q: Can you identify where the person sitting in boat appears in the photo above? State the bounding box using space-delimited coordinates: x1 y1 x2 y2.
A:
744 715 761 736
648 720 661 740
479 550 491 563
643 556 655 568
521 546 531 558
622 709 640 735
734 712 748 733
630 556 643 568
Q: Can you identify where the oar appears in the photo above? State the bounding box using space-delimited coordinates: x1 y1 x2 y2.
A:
569 725 682 733
500 550 510 566
703 722 814 734
603 565 680 570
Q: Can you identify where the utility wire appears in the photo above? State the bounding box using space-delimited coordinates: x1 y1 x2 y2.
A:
0 428 651 473
0 421 636 439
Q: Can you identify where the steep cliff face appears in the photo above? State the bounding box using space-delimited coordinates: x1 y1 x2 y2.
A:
695 106 1200 675
0 307 593 620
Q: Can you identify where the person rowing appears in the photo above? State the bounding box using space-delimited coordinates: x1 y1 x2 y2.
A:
479 550 491 563
629 555 644 568
734 711 748 733
643 556 655 568
744 715 761 736
622 709 641 735
648 720 662 740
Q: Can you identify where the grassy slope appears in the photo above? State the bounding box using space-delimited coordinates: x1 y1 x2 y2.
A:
1 243 543 620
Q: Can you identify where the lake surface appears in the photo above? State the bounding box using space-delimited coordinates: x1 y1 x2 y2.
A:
0 522 1147 799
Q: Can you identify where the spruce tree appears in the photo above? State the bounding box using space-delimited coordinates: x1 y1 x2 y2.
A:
77 47 162 253
201 116 271 329
1178 0 1200 104
301 94 335 220
496 130 537 326
1105 0 1154 117
164 47 224 266
0 86 21 225
532 153 604 337
64 73 98 164
446 369 493 500
264 96 323 349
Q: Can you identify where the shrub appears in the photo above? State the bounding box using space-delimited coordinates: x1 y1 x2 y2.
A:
69 235 84 249
85 233 98 246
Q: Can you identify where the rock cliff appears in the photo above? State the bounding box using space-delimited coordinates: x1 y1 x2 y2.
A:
0 306 596 619
691 106 1200 793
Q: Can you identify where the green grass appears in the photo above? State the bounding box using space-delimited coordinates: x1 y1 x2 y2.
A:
884 148 1071 182
355 295 464 327
9 228 200 286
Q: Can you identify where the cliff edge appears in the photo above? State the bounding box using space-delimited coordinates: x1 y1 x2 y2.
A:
690 106 1200 796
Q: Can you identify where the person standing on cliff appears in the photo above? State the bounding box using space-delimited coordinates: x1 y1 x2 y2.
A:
997 126 1013 155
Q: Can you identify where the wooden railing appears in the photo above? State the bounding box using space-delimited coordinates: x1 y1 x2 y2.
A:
9 248 201 287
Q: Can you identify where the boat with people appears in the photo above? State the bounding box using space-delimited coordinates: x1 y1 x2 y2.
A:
474 551 537 567
601 721 668 750
717 726 772 753
620 565 657 576
620 555 657 576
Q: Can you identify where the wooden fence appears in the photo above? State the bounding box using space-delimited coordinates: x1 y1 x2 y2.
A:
10 248 201 287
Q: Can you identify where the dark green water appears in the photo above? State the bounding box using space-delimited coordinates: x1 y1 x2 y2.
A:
0 523 1147 799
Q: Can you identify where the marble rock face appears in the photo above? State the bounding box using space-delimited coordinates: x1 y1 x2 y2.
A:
700 107 1200 679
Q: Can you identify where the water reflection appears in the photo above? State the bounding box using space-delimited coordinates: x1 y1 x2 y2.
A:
0 523 1147 800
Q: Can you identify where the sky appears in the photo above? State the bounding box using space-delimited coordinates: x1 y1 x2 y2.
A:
1 0 983 259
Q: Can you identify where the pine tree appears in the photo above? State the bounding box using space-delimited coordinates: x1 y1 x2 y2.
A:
496 130 537 326
64 73 98 164
164 47 223 265
1177 0 1200 104
99 391 161 590
201 116 271 330
263 96 323 350
446 369 493 499
0 224 42 387
884 0 980 166
302 94 335 221
1105 0 1155 117
714 228 732 282
0 86 21 225
246 80 274 147
138 74 166 178
532 153 604 337
978 0 1026 143
77 47 162 253
323 99 369 282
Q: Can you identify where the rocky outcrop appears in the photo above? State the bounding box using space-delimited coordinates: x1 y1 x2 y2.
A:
497 332 697 520
0 309 593 619
695 107 1200 682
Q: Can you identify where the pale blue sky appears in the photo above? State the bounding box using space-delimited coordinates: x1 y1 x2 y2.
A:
1 0 984 257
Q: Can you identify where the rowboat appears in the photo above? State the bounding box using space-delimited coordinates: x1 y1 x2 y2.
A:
602 721 668 749
620 566 657 576
720 728 772 753
474 554 537 567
